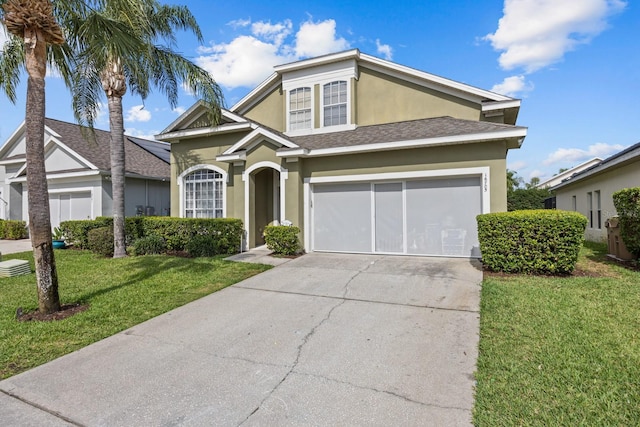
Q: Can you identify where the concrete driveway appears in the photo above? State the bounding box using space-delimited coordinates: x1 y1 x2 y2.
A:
0 253 482 426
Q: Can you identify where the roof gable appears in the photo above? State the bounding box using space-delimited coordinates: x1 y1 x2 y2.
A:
232 49 518 116
0 118 170 179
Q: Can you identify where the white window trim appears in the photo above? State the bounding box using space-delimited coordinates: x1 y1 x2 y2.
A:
177 164 228 219
320 80 350 129
286 87 313 132
303 167 490 253
242 161 288 249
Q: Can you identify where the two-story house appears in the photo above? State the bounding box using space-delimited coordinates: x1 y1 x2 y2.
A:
157 49 527 257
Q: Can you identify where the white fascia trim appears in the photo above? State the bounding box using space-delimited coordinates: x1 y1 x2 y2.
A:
159 100 205 134
279 128 527 158
48 186 94 194
360 53 512 103
156 122 253 142
8 170 101 183
0 158 26 165
216 152 247 162
274 49 360 73
302 166 491 252
231 73 280 114
177 164 228 219
552 149 640 190
223 127 298 155
482 100 521 111
48 135 100 170
0 120 26 159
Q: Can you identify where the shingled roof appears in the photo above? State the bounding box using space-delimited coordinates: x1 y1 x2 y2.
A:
286 116 526 151
44 118 169 178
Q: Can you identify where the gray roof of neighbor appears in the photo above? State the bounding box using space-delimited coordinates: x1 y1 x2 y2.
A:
287 116 526 150
45 118 169 178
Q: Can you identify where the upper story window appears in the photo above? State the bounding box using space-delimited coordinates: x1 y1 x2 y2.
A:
289 87 311 131
323 81 347 127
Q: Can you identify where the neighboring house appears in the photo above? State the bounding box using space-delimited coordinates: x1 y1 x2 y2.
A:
157 49 527 257
535 157 602 189
0 118 171 228
552 142 640 242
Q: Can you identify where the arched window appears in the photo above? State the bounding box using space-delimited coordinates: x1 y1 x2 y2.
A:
289 87 311 130
323 80 347 126
183 169 224 218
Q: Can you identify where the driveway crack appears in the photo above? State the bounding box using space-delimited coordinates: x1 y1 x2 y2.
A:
239 298 346 425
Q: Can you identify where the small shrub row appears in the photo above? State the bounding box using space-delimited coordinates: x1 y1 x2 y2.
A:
0 219 28 240
62 217 244 257
612 187 640 257
263 225 302 256
477 210 587 274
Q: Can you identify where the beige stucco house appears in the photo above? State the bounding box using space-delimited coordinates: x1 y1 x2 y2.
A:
157 49 527 257
0 118 171 228
552 142 640 242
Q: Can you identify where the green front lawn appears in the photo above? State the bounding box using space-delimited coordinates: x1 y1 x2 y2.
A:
0 250 270 379
474 243 640 426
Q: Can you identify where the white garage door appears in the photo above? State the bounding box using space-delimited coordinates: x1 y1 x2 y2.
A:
312 177 482 257
49 192 92 228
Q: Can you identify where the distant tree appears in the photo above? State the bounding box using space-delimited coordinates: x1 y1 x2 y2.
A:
525 176 541 189
507 169 524 193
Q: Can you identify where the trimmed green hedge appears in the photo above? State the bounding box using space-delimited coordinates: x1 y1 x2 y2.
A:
0 219 28 240
477 210 587 274
612 187 640 257
60 217 244 256
264 225 301 256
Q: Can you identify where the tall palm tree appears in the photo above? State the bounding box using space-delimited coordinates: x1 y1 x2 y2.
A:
1 0 68 314
69 0 223 258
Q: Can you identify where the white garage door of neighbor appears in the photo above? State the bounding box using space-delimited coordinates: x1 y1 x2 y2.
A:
311 177 482 257
49 192 92 229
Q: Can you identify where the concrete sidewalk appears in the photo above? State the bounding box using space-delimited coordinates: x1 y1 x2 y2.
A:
0 239 32 255
0 253 482 426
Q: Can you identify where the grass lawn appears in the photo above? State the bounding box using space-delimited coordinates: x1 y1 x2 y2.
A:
474 242 640 426
0 249 271 380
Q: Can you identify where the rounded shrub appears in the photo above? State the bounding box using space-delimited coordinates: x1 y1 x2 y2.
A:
186 234 218 257
131 235 167 256
612 188 640 257
87 226 114 258
263 225 301 256
477 210 587 274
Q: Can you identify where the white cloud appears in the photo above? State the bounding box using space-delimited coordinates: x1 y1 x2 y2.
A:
508 160 527 171
228 18 251 29
173 106 186 115
486 0 626 72
125 105 152 123
124 128 159 141
543 142 626 165
252 20 292 45
376 39 393 60
528 169 544 179
294 19 349 57
491 75 534 97
196 18 350 90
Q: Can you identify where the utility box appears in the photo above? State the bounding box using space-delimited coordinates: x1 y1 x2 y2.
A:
605 217 635 261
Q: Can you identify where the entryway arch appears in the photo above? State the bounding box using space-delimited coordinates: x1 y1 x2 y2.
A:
243 161 288 248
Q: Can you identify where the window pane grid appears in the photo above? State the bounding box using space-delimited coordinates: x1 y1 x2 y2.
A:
289 87 311 130
184 169 223 218
323 81 347 126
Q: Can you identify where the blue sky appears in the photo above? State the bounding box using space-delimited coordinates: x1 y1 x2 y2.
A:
1 0 637 183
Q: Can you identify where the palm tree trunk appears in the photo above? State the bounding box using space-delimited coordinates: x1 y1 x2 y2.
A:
108 95 127 258
24 26 60 313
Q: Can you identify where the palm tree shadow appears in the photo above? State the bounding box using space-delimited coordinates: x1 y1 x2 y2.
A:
76 255 227 302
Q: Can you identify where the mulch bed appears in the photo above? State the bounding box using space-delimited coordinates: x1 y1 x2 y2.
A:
16 303 89 322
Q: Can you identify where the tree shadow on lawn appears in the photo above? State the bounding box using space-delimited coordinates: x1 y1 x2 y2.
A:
75 255 231 303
